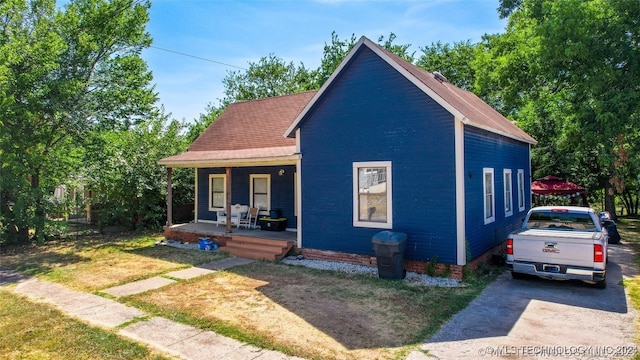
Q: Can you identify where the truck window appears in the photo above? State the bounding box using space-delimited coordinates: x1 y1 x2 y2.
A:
525 211 596 231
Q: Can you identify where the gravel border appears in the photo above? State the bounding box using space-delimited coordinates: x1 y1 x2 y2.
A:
281 256 462 287
158 239 462 287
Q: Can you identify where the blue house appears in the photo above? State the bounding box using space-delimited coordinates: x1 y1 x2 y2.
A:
160 37 536 276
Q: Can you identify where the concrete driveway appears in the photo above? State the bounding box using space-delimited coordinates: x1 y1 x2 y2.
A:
409 244 638 360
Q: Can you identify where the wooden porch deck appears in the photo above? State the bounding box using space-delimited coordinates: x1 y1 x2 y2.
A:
166 222 297 241
163 222 297 261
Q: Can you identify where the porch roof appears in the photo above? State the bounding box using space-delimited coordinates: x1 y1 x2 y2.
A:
159 91 315 168
158 145 298 168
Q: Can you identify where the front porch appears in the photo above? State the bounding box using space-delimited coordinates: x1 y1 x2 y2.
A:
163 222 297 261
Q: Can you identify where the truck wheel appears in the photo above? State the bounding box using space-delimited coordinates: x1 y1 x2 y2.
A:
592 278 607 289
511 271 526 280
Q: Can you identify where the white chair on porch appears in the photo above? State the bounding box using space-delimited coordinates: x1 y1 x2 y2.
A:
238 207 259 229
216 204 249 227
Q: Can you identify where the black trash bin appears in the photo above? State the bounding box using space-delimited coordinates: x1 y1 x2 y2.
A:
372 231 407 280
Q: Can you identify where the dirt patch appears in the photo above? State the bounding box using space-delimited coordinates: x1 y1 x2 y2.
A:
131 261 483 360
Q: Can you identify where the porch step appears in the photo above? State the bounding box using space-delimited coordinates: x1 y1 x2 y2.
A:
220 236 294 261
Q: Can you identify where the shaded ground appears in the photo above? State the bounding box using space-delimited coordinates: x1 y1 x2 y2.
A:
1 230 500 360
409 219 640 360
127 261 492 360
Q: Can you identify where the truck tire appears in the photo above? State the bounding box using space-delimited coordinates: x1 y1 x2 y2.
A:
592 277 607 289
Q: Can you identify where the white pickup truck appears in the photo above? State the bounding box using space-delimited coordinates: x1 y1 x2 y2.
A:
506 206 608 289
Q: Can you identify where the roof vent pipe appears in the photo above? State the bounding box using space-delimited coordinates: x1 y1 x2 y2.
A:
433 71 447 83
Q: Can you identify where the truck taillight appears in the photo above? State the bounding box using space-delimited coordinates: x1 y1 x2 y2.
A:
506 238 513 255
594 244 604 263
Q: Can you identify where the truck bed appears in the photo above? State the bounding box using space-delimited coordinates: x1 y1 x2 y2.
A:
510 228 600 268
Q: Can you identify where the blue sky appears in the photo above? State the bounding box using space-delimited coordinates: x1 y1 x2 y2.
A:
142 0 507 122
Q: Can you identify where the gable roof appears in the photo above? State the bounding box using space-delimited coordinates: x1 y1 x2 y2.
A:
190 91 316 151
284 37 537 145
159 91 316 167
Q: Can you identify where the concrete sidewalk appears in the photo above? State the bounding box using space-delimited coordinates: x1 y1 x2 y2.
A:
0 258 302 360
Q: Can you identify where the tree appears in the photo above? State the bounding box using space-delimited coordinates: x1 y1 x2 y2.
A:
0 0 156 243
416 40 478 91
221 54 315 103
84 113 191 230
315 32 415 87
314 32 358 87
479 0 640 216
219 31 417 106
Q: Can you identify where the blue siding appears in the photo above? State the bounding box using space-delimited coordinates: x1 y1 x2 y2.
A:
299 46 458 263
464 127 532 260
196 166 297 227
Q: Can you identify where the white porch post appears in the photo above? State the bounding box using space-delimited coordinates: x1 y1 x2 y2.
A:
225 166 232 234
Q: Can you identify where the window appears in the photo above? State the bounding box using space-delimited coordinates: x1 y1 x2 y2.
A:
353 161 392 229
504 169 513 217
250 174 271 211
517 169 525 212
209 174 226 210
483 168 495 224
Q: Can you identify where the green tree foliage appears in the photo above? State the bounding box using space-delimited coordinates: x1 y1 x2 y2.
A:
314 32 358 87
214 31 415 108
222 54 316 104
477 0 640 215
0 0 156 243
84 114 192 230
195 31 416 139
416 40 478 91
314 31 415 88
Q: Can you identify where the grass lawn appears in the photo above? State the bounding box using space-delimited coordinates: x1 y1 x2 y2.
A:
0 233 228 292
3 221 639 360
614 217 640 360
0 290 172 359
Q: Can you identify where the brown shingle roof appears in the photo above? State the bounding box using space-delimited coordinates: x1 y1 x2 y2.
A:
189 91 317 152
159 91 315 167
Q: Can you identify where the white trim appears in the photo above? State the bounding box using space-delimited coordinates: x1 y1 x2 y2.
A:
364 40 468 121
352 161 393 229
197 219 217 224
285 37 466 137
283 37 535 146
159 156 299 168
208 174 226 211
504 169 513 217
455 118 466 266
284 38 365 137
194 168 199 223
295 129 302 248
250 174 271 214
483 168 495 224
517 169 526 212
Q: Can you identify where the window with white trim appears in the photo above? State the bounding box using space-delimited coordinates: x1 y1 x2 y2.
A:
209 174 226 210
517 169 525 212
353 161 392 229
504 169 513 217
250 174 271 212
483 168 495 224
